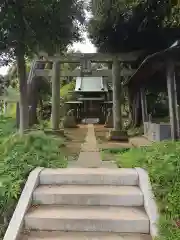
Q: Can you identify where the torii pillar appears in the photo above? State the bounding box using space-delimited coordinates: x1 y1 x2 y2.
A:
108 56 128 141
51 60 61 131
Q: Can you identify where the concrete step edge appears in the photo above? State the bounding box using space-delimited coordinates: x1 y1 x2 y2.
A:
24 206 150 233
20 231 152 240
32 185 144 206
39 168 139 186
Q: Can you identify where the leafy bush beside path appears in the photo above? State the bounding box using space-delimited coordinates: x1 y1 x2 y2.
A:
0 117 67 238
116 141 180 240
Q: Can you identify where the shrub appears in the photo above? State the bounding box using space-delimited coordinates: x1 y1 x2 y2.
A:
0 130 67 238
116 141 180 240
61 81 75 101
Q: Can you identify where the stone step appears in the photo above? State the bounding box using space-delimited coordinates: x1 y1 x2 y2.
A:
21 231 152 240
25 206 149 233
33 185 143 206
39 168 138 186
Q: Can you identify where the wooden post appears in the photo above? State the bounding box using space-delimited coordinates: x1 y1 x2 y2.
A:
108 57 128 140
140 88 148 123
51 61 60 130
16 102 20 128
112 57 122 131
166 59 180 140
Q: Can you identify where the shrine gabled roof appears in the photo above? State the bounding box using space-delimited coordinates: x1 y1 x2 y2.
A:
75 76 108 92
65 101 83 104
78 97 104 101
124 44 180 89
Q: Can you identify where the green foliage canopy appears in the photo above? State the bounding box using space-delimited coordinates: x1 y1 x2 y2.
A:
0 0 85 133
0 0 85 60
88 0 180 53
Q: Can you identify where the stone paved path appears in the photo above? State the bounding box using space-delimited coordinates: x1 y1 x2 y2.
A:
68 124 117 168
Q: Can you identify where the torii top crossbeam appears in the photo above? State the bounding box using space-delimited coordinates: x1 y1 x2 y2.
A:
39 51 144 63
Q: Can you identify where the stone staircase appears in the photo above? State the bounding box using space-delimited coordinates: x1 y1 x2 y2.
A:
20 168 152 240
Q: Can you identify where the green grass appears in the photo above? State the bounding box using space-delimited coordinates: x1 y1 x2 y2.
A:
0 116 16 141
0 117 67 238
6 103 17 118
116 142 180 240
102 148 130 154
101 148 130 161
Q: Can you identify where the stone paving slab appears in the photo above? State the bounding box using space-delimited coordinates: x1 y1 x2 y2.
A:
68 124 117 168
81 143 99 152
77 152 102 168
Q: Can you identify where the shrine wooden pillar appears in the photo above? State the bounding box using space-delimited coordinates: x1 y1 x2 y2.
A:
140 88 148 123
51 60 60 130
112 56 122 131
166 59 180 140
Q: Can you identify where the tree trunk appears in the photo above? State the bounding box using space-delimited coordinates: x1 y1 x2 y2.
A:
166 59 180 140
28 77 39 126
132 92 142 127
27 60 43 126
128 90 142 127
16 45 29 135
39 98 43 119
16 102 20 128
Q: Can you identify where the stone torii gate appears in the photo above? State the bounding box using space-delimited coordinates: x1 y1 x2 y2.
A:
32 52 141 140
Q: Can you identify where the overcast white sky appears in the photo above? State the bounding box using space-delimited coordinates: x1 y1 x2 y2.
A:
71 32 96 53
0 7 96 76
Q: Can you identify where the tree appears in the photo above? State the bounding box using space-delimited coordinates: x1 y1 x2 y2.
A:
88 0 180 127
88 0 180 53
0 0 85 135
